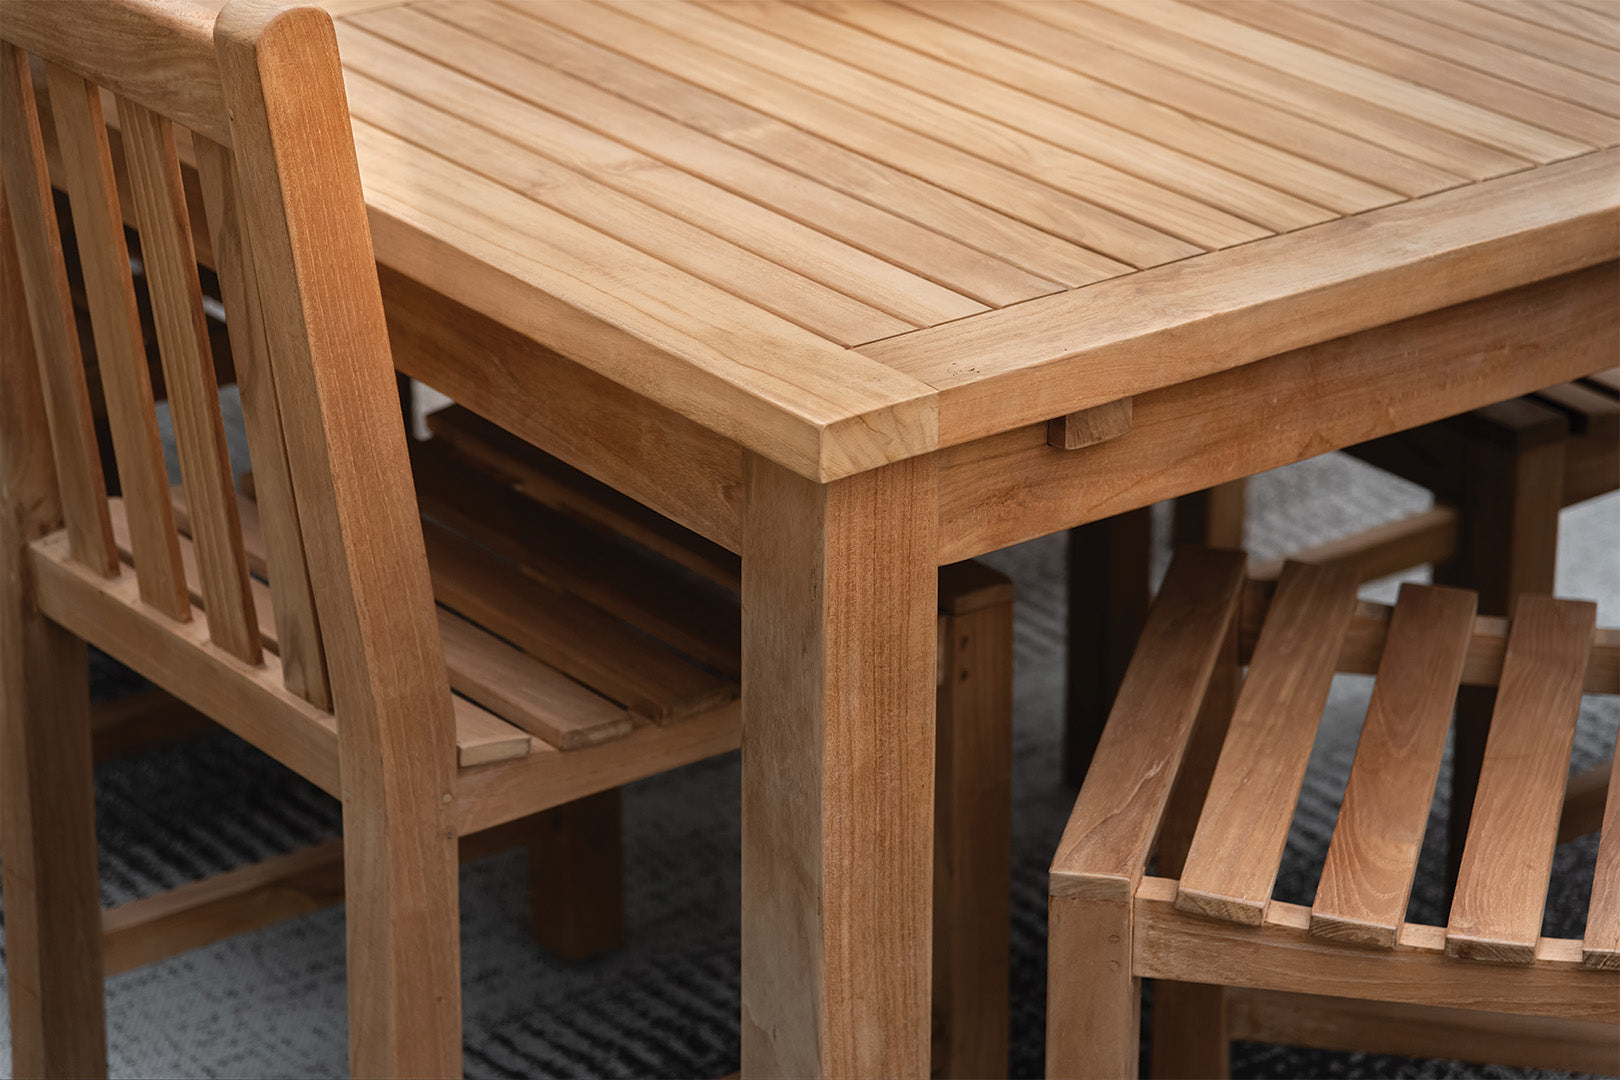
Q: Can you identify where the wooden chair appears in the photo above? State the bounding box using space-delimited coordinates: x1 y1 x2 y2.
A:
0 6 1016 1075
1046 548 1620 1079
1065 370 1620 915
84 438 1016 1072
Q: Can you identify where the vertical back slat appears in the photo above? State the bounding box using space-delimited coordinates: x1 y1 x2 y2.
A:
1582 749 1620 969
44 63 189 618
1175 561 1360 925
115 96 260 664
195 136 330 707
1446 595 1595 963
1310 583 1476 948
0 43 116 574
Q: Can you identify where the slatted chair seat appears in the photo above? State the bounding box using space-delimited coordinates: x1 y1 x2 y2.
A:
34 469 742 806
1046 548 1620 1079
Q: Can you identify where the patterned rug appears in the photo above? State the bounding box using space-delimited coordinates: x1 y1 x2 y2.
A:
2 430 1615 1078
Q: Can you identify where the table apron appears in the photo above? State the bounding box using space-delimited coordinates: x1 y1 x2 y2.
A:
388 263 1616 568
937 262 1619 563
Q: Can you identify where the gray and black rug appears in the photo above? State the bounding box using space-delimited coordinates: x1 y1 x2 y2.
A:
2 411 1616 1078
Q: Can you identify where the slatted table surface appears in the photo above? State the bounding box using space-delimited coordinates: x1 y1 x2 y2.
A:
330 0 1620 479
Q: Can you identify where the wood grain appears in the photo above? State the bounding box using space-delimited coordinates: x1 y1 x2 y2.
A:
740 454 937 1078
935 262 1619 561
118 96 261 663
698 0 1306 239
423 403 739 587
1051 547 1247 899
1447 596 1596 963
1310 584 1476 948
531 0 1206 268
0 179 110 1080
1061 506 1151 786
1227 988 1620 1075
1560 759 1611 844
45 63 188 618
0 42 117 574
1135 877 1617 1023
0 0 230 143
337 18 986 334
1248 506 1459 584
425 0 1128 288
1202 1 1620 147
1046 398 1131 451
1045 895 1138 1080
381 268 744 554
864 152 1619 447
216 4 463 1073
1175 562 1359 925
31 530 341 795
1235 583 1619 695
410 442 740 677
1582 749 1620 969
194 135 330 706
422 520 736 725
932 560 1013 1079
903 0 1458 198
809 0 1398 215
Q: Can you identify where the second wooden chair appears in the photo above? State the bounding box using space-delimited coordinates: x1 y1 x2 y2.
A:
1047 549 1619 1078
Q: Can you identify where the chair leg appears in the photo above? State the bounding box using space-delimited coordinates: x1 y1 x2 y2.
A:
1148 621 1239 1080
1172 479 1247 550
342 783 462 1077
0 605 106 1078
1046 894 1138 1080
933 566 1014 1078
2 187 108 1079
1434 402 1564 894
527 789 625 962
1064 508 1151 787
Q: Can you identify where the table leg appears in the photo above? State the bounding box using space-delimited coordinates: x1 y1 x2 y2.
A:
740 454 938 1079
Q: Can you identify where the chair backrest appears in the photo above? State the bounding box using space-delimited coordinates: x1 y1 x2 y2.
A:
1 0 455 758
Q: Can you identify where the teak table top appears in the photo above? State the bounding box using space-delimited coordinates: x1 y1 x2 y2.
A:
328 0 1620 482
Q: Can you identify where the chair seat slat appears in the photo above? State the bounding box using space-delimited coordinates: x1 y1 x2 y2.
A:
44 64 188 619
436 611 632 751
0 45 116 573
1311 583 1476 947
425 404 741 591
1049 546 1247 898
166 488 637 754
193 136 329 706
1582 750 1620 969
410 441 741 677
422 520 736 725
116 97 259 664
1446 595 1595 963
1176 561 1360 925
1583 368 1619 396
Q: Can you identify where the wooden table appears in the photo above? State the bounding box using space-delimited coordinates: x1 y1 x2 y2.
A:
325 1 1619 1074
